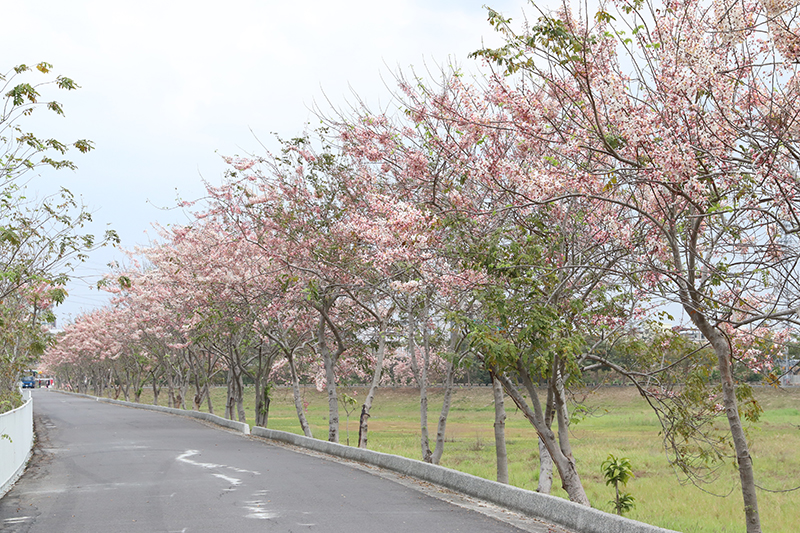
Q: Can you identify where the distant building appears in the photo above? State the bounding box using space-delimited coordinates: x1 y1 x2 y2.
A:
779 358 800 386
672 326 704 344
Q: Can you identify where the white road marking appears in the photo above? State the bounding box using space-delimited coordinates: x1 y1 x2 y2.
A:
176 449 224 470
4 517 32 523
243 500 278 520
212 474 241 486
176 450 260 475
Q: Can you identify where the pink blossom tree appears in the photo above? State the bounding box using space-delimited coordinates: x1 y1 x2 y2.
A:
470 0 800 528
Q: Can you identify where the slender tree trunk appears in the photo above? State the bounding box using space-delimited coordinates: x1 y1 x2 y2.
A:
253 348 277 428
431 360 456 465
491 373 509 484
407 307 432 461
318 316 340 443
496 368 590 506
121 371 130 402
553 363 575 465
179 372 189 410
224 368 234 420
255 379 271 428
205 351 215 414
288 352 313 438
166 366 176 408
192 374 203 411
235 370 246 423
205 384 214 414
254 378 263 426
538 385 556 494
93 370 102 397
359 319 388 449
697 320 761 532
538 438 554 492
151 372 161 406
131 364 144 403
262 386 271 427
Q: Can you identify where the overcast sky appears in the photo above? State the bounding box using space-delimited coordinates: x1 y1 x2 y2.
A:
2 0 531 323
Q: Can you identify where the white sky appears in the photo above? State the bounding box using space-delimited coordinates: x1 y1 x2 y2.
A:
2 0 529 323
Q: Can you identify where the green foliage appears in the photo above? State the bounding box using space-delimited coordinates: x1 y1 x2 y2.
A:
339 391 359 446
602 454 636 515
736 383 763 423
0 63 114 394
602 453 634 486
259 382 272 416
0 388 22 414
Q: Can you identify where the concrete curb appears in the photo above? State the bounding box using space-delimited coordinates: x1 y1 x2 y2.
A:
54 391 250 435
251 426 680 533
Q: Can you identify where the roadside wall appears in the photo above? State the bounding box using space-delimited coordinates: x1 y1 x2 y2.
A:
0 390 34 498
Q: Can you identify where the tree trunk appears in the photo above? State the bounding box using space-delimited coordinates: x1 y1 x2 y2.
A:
255 381 271 428
491 373 509 484
359 319 388 449
193 377 203 411
537 438 554 492
318 316 340 443
179 374 189 410
553 363 576 466
224 369 233 420
166 366 176 409
206 384 214 414
431 360 456 465
538 384 556 493
288 352 313 438
131 364 144 403
225 367 246 422
496 368 590 506
697 319 762 532
151 373 161 406
236 371 246 423
407 308 432 462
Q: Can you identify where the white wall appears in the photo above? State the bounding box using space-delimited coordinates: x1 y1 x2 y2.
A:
0 391 34 498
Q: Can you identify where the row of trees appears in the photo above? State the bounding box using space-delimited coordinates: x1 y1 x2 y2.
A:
0 62 116 411
43 0 800 530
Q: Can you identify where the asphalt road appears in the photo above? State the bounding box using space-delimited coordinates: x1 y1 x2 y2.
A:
0 390 558 533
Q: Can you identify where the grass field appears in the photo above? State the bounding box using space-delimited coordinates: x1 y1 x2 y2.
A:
133 385 800 532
